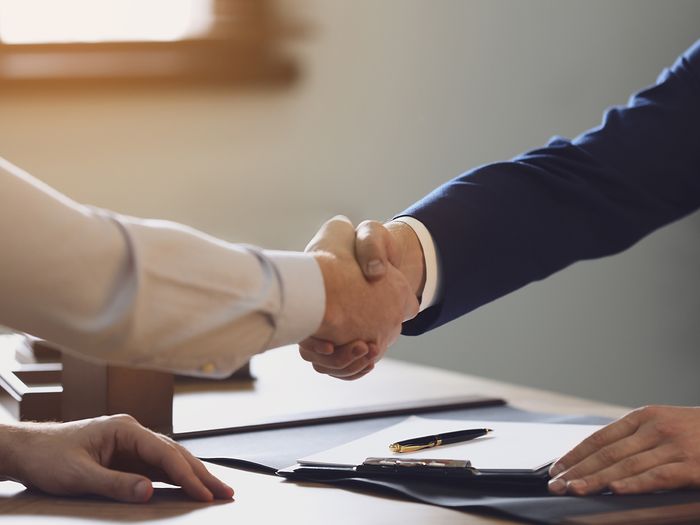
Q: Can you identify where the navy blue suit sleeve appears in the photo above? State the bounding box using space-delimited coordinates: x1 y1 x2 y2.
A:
401 40 700 335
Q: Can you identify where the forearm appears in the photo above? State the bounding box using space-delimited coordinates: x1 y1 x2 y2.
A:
0 423 26 482
0 160 324 377
401 41 700 334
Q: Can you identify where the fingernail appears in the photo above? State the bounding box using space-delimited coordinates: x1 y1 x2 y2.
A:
366 260 385 276
568 479 588 493
549 463 565 477
133 480 151 501
548 477 567 494
353 345 368 358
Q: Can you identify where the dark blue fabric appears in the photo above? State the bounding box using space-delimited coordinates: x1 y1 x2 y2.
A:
401 40 700 335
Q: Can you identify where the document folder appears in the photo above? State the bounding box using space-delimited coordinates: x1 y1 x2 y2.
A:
279 457 552 491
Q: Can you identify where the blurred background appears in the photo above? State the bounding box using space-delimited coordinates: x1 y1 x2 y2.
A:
0 0 698 408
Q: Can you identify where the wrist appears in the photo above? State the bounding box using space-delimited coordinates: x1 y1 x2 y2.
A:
312 251 344 336
0 423 28 482
384 221 426 299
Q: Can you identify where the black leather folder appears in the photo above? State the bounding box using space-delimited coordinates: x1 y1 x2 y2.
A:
279 456 551 492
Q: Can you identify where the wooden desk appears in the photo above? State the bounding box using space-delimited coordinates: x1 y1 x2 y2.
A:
0 347 630 524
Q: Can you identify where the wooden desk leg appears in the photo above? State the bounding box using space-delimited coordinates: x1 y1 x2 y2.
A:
61 353 174 435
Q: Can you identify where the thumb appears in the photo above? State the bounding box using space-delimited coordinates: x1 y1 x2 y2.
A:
355 220 399 280
78 459 153 503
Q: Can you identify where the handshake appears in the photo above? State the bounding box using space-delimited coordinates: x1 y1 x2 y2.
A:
300 216 427 380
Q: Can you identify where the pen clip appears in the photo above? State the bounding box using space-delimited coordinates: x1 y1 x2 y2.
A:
363 457 473 470
390 442 437 453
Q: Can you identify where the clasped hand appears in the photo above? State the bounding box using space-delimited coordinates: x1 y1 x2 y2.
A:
301 217 423 379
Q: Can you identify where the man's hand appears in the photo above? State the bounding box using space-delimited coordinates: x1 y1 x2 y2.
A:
300 217 420 379
548 405 700 496
0 414 234 503
354 220 426 295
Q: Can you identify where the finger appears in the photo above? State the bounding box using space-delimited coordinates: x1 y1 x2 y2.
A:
305 215 355 253
610 463 696 494
366 342 383 361
299 342 369 370
549 412 641 477
355 220 399 280
340 362 375 381
117 422 213 502
77 458 154 503
548 427 657 493
551 444 675 496
403 293 420 322
312 355 374 378
169 440 234 499
298 337 334 356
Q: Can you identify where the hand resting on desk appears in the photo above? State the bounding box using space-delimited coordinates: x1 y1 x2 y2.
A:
0 414 233 503
548 405 700 496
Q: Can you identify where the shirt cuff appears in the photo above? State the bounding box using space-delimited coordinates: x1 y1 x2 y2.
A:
393 216 441 312
264 250 325 348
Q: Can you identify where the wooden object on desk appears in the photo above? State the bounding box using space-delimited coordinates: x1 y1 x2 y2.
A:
0 334 175 432
0 335 62 422
0 334 253 433
61 353 174 435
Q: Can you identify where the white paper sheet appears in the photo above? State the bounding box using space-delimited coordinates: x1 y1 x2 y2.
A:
298 416 602 472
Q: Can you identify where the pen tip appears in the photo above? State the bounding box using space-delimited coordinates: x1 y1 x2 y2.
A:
486 428 493 433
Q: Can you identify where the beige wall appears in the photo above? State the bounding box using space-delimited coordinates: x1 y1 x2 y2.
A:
1 0 698 407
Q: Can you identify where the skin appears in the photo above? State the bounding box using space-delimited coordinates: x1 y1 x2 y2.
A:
0 414 234 503
300 219 424 379
303 217 420 379
548 405 700 496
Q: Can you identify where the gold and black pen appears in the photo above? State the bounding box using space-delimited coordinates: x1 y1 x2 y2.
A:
389 428 492 453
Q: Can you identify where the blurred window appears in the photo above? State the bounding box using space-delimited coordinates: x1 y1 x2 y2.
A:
0 0 214 45
0 0 301 85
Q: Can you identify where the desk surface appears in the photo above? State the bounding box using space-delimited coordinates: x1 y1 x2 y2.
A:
0 347 630 524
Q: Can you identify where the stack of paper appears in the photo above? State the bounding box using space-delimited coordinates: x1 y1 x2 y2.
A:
299 416 602 472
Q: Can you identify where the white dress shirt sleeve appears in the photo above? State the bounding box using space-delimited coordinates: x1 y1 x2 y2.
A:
0 158 325 378
393 216 442 311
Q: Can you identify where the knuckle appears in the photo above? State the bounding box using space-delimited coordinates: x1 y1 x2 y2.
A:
298 349 314 363
108 474 127 496
619 453 642 472
312 363 329 375
358 219 381 230
638 405 661 418
597 446 619 464
587 431 607 449
651 419 677 439
581 473 604 490
651 468 672 484
106 413 138 428
672 447 691 464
